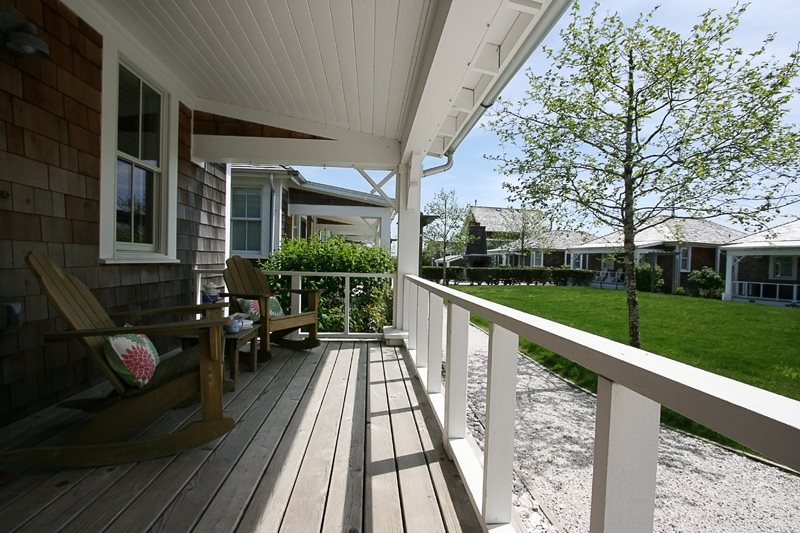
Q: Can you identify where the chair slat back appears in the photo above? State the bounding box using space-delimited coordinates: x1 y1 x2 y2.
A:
223 256 271 297
25 252 128 394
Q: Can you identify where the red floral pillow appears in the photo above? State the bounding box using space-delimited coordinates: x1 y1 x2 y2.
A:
104 333 160 387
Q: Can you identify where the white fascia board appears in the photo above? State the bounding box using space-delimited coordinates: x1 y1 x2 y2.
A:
401 0 503 161
288 205 392 218
193 135 399 170
720 244 800 256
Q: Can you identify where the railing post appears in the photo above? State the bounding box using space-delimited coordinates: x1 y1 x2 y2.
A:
445 303 469 441
427 293 443 393
590 377 660 533
408 281 417 350
482 324 518 525
416 286 429 368
291 275 301 314
344 275 351 335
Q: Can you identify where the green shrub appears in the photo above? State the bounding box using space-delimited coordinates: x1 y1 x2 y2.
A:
635 262 664 292
570 269 595 286
688 267 725 299
261 237 395 333
551 267 571 286
674 286 688 296
420 266 440 281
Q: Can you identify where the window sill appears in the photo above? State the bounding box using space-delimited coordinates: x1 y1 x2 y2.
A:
100 253 180 265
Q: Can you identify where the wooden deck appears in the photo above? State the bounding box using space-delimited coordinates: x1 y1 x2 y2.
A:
0 341 481 532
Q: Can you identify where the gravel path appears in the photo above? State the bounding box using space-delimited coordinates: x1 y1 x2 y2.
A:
458 323 800 532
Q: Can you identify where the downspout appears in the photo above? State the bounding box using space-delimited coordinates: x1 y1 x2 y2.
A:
268 173 275 254
422 150 454 177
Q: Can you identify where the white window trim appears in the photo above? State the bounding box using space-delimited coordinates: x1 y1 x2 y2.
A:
531 250 544 267
769 256 797 280
680 246 692 272
230 185 266 258
99 44 178 264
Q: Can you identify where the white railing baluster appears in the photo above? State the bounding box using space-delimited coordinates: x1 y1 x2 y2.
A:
344 275 351 335
408 282 418 350
590 377 660 533
445 303 469 441
416 286 430 368
482 323 518 525
404 280 411 331
427 293 443 393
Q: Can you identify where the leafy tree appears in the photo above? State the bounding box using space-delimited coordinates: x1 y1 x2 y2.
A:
489 2 800 347
497 208 551 265
423 189 471 284
261 237 395 333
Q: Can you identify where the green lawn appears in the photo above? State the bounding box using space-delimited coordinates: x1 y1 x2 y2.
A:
457 285 800 448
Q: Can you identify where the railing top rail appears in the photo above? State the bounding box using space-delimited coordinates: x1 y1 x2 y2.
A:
193 267 394 278
406 274 800 470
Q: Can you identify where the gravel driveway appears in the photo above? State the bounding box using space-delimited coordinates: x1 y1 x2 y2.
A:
458 323 800 532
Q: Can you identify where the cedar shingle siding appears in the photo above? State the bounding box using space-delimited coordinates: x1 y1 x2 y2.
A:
0 0 226 426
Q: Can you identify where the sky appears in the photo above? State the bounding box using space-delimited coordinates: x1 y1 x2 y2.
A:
297 0 800 230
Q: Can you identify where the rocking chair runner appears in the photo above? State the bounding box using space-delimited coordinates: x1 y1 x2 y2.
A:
0 252 235 467
222 256 321 360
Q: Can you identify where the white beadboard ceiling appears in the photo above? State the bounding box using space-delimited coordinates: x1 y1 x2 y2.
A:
96 0 560 162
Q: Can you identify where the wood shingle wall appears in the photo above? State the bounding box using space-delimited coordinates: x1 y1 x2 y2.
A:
0 0 226 426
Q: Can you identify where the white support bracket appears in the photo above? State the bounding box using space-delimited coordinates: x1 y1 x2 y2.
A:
357 168 397 210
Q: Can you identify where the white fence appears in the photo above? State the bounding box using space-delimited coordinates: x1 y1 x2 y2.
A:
193 267 395 336
403 274 800 532
734 280 799 303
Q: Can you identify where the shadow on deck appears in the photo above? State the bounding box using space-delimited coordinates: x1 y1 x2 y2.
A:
0 341 481 532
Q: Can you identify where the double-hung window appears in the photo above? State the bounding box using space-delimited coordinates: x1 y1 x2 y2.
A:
679 247 692 272
231 186 263 254
115 65 163 251
531 250 543 267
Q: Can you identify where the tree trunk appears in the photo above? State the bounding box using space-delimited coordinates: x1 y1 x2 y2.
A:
442 239 448 285
623 48 641 348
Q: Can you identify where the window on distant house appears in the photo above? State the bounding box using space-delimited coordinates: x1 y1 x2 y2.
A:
115 65 163 251
531 250 543 267
231 186 262 254
770 256 797 280
680 247 692 272
571 253 585 269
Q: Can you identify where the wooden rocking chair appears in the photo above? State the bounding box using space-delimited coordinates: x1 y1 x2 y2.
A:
222 255 321 360
0 252 235 467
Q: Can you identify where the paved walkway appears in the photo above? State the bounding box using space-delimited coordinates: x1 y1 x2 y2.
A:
460 323 800 532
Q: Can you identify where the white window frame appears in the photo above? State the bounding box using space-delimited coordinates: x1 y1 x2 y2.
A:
571 253 585 270
99 48 178 264
680 247 692 272
531 250 544 267
769 256 797 280
230 185 264 257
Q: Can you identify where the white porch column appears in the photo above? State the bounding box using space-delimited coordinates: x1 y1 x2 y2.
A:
394 152 423 329
723 253 736 300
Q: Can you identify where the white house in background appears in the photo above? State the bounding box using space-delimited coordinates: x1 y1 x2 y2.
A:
229 165 394 258
721 219 800 304
569 218 745 292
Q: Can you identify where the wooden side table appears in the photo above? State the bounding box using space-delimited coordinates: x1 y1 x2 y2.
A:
223 326 260 386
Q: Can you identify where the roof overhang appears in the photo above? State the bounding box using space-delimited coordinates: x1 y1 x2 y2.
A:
721 242 800 256
63 0 569 169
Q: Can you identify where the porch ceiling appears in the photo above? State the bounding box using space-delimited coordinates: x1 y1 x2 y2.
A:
81 0 566 167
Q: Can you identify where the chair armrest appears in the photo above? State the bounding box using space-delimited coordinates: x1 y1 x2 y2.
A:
289 289 323 295
108 302 228 318
219 292 266 300
44 317 230 342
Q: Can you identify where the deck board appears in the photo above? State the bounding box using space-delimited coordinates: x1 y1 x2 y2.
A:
0 341 481 532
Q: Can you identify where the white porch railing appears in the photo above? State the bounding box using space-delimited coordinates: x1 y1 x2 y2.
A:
193 267 395 336
592 269 625 288
404 274 800 532
734 280 799 303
